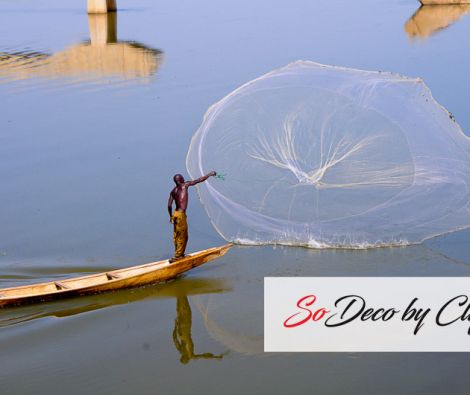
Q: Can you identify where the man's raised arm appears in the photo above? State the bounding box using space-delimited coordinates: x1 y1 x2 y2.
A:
186 171 216 186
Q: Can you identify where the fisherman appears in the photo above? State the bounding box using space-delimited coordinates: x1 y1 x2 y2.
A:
168 171 216 263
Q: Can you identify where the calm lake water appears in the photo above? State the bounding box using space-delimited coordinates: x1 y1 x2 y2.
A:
1 0 470 393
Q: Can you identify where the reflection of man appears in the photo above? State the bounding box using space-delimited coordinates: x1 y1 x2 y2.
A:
173 296 224 364
167 172 216 262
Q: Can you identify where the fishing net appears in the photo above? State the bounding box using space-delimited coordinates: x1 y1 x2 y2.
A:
186 61 470 248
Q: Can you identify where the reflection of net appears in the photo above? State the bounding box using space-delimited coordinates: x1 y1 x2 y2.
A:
193 295 263 356
187 61 470 248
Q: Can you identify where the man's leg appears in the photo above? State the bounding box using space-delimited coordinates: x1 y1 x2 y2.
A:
175 214 188 257
171 214 188 262
172 218 179 258
181 218 188 257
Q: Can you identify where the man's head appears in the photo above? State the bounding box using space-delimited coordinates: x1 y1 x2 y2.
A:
173 174 185 185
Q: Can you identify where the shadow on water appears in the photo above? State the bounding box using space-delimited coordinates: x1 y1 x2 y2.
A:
0 277 231 329
0 12 163 84
405 4 470 39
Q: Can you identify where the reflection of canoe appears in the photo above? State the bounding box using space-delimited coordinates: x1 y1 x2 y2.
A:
0 244 232 308
0 277 231 328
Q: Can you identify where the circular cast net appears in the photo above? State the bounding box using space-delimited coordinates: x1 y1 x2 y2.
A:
187 61 470 248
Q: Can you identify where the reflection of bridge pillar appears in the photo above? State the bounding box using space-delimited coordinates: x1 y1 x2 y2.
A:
88 13 117 45
88 0 117 14
405 5 470 38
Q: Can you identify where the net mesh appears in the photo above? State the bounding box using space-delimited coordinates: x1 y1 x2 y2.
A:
187 61 470 248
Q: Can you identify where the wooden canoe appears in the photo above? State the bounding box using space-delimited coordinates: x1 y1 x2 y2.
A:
0 244 232 308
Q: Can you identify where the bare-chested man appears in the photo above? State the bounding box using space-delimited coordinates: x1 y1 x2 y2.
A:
168 171 216 262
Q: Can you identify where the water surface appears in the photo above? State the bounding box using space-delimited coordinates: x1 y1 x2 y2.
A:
1 0 470 393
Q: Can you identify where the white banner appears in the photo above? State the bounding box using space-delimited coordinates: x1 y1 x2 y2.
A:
264 277 470 352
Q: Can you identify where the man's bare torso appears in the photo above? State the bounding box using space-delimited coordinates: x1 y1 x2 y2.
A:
171 184 189 212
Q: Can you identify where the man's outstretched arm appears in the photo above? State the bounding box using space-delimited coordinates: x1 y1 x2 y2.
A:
168 193 174 222
186 171 216 186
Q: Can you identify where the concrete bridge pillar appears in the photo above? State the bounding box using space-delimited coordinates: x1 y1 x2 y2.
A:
89 13 117 45
88 0 117 14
